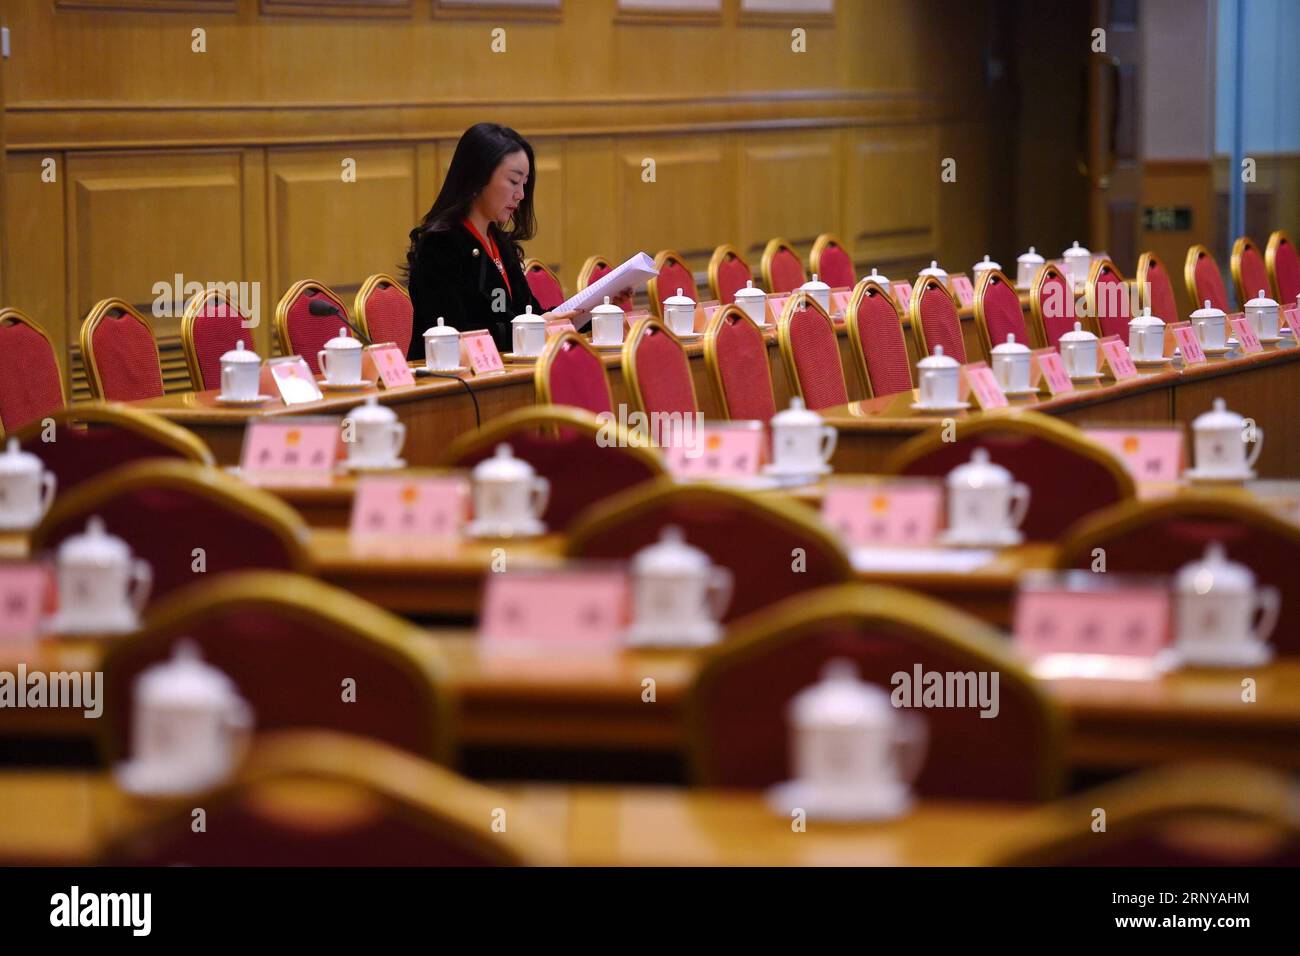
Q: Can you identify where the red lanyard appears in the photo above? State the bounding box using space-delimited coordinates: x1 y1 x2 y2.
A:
462 218 512 297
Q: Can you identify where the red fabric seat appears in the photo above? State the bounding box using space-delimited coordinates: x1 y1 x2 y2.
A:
1232 237 1271 308
183 292 255 392
535 333 614 416
524 260 565 312
975 270 1031 353
847 280 913 397
80 299 164 402
1137 251 1181 325
1089 260 1131 339
811 234 855 288
709 244 754 304
625 318 698 416
705 305 777 421
763 238 807 293
356 275 414 355
276 281 351 375
1267 231 1300 306
1187 245 1231 313
0 309 65 436
912 278 967 362
1031 264 1078 348
778 297 849 410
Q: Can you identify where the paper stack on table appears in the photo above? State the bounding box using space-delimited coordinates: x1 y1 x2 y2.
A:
555 251 658 317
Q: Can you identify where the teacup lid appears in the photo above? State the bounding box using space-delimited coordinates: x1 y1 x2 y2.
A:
347 394 396 424
916 344 958 369
1063 240 1091 259
991 333 1029 355
918 259 948 280
1245 289 1277 309
1128 306 1165 328
326 327 361 350
972 254 1002 273
1017 246 1045 264
789 659 893 728
800 273 830 293
865 267 891 286
632 525 713 575
59 515 133 566
424 316 458 338
771 396 824 428
1059 320 1097 343
947 447 1012 489
0 437 42 476
474 443 535 482
1175 542 1254 595
1192 397 1243 431
664 287 696 308
220 339 260 364
136 640 246 710
735 279 765 300
512 304 545 325
1190 299 1226 321
591 295 624 317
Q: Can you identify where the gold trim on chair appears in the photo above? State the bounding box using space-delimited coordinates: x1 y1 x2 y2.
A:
683 582 1067 799
1230 235 1266 306
760 237 805 293
0 307 66 439
1184 243 1219 310
647 249 693 318
809 232 850 282
1134 249 1178 323
78 298 163 401
354 273 411 346
576 254 611 290
274 279 349 358
907 274 963 359
1027 262 1072 348
706 243 752 303
775 292 848 404
842 277 910 400
972 267 1032 358
1083 257 1125 337
621 316 698 416
701 303 776 418
1265 230 1294 305
14 401 215 466
533 332 614 413
180 287 249 391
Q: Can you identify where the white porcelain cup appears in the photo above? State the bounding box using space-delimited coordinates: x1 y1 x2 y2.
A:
1178 586 1280 649
318 340 364 384
948 479 1030 538
634 566 733 634
773 419 837 472
1191 305 1227 351
474 472 550 529
220 358 261 400
1060 338 1097 377
59 554 151 627
1195 424 1263 476
991 348 1032 392
1245 292 1279 340
424 321 462 372
918 354 961 407
511 308 547 357
0 440 57 530
348 417 405 465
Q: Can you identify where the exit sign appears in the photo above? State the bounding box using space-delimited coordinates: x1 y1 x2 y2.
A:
1142 206 1192 232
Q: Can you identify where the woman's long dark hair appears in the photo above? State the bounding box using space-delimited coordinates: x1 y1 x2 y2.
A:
403 123 537 278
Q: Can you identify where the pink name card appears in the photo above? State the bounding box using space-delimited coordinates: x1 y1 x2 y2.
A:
1014 585 1172 660
546 318 577 339
766 295 791 324
892 281 913 310
961 362 1008 409
363 344 416 388
1098 335 1138 380
0 563 53 648
696 302 722 331
1285 306 1300 338
951 273 976 308
266 356 323 405
663 424 765 479
1032 347 1073 395
350 475 470 538
479 567 630 654
240 419 340 476
1170 321 1206 364
1228 313 1262 354
831 290 853 315
1084 427 1184 481
461 330 505 375
821 482 942 548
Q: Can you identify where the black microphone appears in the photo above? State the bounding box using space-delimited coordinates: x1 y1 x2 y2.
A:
308 298 372 345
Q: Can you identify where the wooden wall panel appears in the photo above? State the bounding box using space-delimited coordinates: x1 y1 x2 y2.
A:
736 131 837 262
4 155 68 368
842 125 935 270
616 136 732 269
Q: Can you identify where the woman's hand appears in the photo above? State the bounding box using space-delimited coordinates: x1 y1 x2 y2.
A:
540 308 580 324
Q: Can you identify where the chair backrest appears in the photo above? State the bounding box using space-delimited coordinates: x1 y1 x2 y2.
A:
16 402 213 495
844 279 913 398
703 304 777 422
809 233 856 288
685 584 1064 802
79 298 165 402
577 254 634 311
974 268 1033 356
1135 249 1181 325
909 275 967 362
534 332 614 416
181 288 255 392
439 405 666 531
1056 494 1300 658
1029 262 1082 348
648 250 699 317
0 308 65 438
623 317 699 416
101 731 552 866
96 575 452 765
761 237 807 293
275 279 351 374
885 410 1135 541
1266 229 1300 307
707 243 755 304
1231 236 1272 308
565 479 854 624
776 293 849 410
1185 243 1231 313
355 273 414 356
32 459 310 606
1086 257 1131 339
523 258 565 312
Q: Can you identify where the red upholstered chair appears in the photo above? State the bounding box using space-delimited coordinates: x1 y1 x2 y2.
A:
702 304 777 422
996 763 1300 866
1231 236 1272 309
523 258 565 312
761 237 807 294
440 405 666 531
180 288 255 392
355 273 414 356
1266 230 1300 307
79 298 165 402
1086 258 1132 340
707 243 755 304
534 332 614 416
15 403 213 496
909 275 967 362
974 268 1034 356
685 584 1064 802
565 480 854 624
1185 244 1232 313
776 294 849 410
884 410 1135 541
577 254 634 311
0 308 65 438
31 459 310 607
648 250 699 317
810 233 856 288
1056 495 1300 658
844 279 913 398
1135 249 1181 325
95 575 452 766
1029 262 1085 348
623 317 699 416
101 732 553 866
274 280 351 374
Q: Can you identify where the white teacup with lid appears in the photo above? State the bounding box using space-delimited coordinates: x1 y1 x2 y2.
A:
116 641 255 796
218 340 262 401
511 305 547 358
1016 246 1045 289
917 260 949 293
1062 240 1091 290
1173 543 1279 667
51 516 152 634
914 345 964 410
0 438 56 531
1245 290 1280 341
972 255 1002 284
624 526 733 648
1189 397 1263 481
468 444 550 538
590 296 626 348
663 287 698 337
1189 299 1227 352
941 447 1031 547
766 397 837 477
317 327 364 385
735 280 767 327
766 658 928 821
990 333 1033 394
423 316 462 372
1059 321 1099 379
799 273 832 313
343 395 405 469
1127 306 1167 362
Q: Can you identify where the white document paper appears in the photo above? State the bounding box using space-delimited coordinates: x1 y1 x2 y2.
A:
555 252 658 316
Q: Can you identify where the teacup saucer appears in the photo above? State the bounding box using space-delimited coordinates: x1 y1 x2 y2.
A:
501 353 540 364
466 516 547 539
1001 386 1041 398
1259 335 1284 345
765 779 912 822
43 610 141 637
0 513 43 532
623 620 722 648
1176 638 1273 668
343 457 407 473
910 400 971 413
762 461 832 479
215 393 274 406
1068 372 1101 383
936 526 1023 549
1201 345 1234 356
1184 465 1256 483
115 759 226 797
319 379 376 391
1132 356 1173 367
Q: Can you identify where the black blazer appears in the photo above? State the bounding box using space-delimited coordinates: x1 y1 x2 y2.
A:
406 222 543 359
